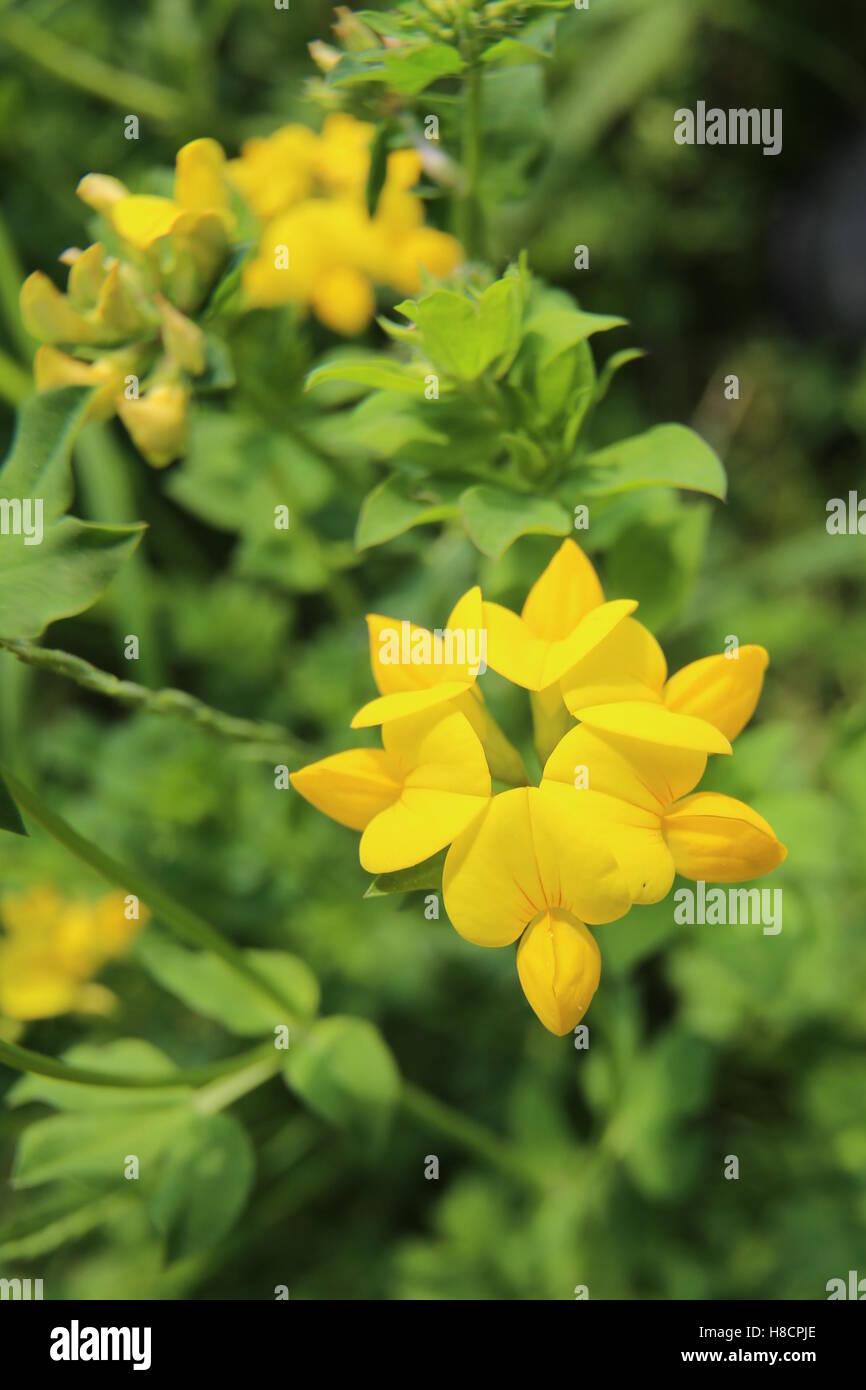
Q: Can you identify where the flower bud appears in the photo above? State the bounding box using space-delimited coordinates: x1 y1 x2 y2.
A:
516 908 601 1035
117 382 188 468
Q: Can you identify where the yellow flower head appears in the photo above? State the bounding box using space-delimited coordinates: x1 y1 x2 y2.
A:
21 139 234 466
289 523 786 1036
236 114 462 333
0 887 147 1023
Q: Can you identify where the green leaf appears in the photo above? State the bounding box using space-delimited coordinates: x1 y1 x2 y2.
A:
0 518 146 640
0 386 93 523
147 1113 254 1260
326 43 463 95
8 1040 184 1112
524 306 626 369
283 1016 400 1150
134 928 320 1035
383 43 464 94
410 280 523 382
314 392 447 461
460 484 571 558
0 770 27 836
481 37 550 67
305 357 429 395
355 475 459 551
12 1105 189 1188
594 347 646 404
364 847 448 898
580 424 727 500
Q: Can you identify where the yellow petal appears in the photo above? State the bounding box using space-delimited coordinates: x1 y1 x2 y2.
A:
351 683 469 729
76 173 129 213
33 347 119 420
442 784 631 948
561 617 667 712
663 792 787 882
174 138 231 223
516 908 601 1035
20 271 101 346
116 382 188 467
290 747 401 831
543 723 706 814
112 194 182 250
521 539 605 640
359 710 490 872
353 603 479 727
455 688 529 787
483 598 637 691
311 265 375 336
663 645 769 741
530 683 574 766
575 701 732 755
0 944 79 1021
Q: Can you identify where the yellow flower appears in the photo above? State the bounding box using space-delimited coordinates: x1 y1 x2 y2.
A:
661 645 769 741
0 887 147 1023
102 138 233 252
350 585 527 785
290 708 491 873
116 381 189 468
541 702 786 904
442 783 631 1033
238 114 462 333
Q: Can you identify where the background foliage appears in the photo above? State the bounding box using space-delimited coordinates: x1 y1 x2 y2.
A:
0 0 864 1299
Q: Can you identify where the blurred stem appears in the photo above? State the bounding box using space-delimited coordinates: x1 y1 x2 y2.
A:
0 213 35 362
75 423 164 686
0 638 311 761
0 13 184 122
458 64 484 258
0 765 303 1020
0 1035 274 1089
400 1080 547 1191
0 346 31 406
194 1052 283 1115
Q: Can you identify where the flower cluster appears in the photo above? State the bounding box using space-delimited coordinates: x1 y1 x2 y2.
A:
20 115 461 464
233 114 462 335
291 540 786 1035
0 886 146 1031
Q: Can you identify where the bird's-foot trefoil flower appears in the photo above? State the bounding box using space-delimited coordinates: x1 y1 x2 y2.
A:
541 702 786 904
0 886 147 1025
290 707 491 874
442 783 632 1034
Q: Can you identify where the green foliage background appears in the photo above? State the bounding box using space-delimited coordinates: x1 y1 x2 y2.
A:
0 0 864 1299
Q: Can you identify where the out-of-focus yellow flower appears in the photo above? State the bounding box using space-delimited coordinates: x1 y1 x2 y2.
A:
0 887 147 1024
20 139 234 466
236 114 462 333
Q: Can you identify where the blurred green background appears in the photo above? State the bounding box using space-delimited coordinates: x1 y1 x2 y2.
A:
0 0 865 1299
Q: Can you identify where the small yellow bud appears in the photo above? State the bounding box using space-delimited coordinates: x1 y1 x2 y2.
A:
117 381 188 467
516 908 601 1036
156 295 207 374
76 173 129 213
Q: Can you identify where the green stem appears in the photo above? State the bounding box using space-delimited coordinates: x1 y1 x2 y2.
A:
400 1080 547 1191
0 346 31 406
0 765 301 1021
0 1035 274 1089
75 424 165 687
458 64 484 259
0 639 311 759
0 13 184 122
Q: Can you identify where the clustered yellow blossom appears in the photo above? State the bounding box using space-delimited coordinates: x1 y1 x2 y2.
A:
291 540 787 1036
228 113 462 335
21 139 231 467
20 115 461 464
0 886 147 1030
